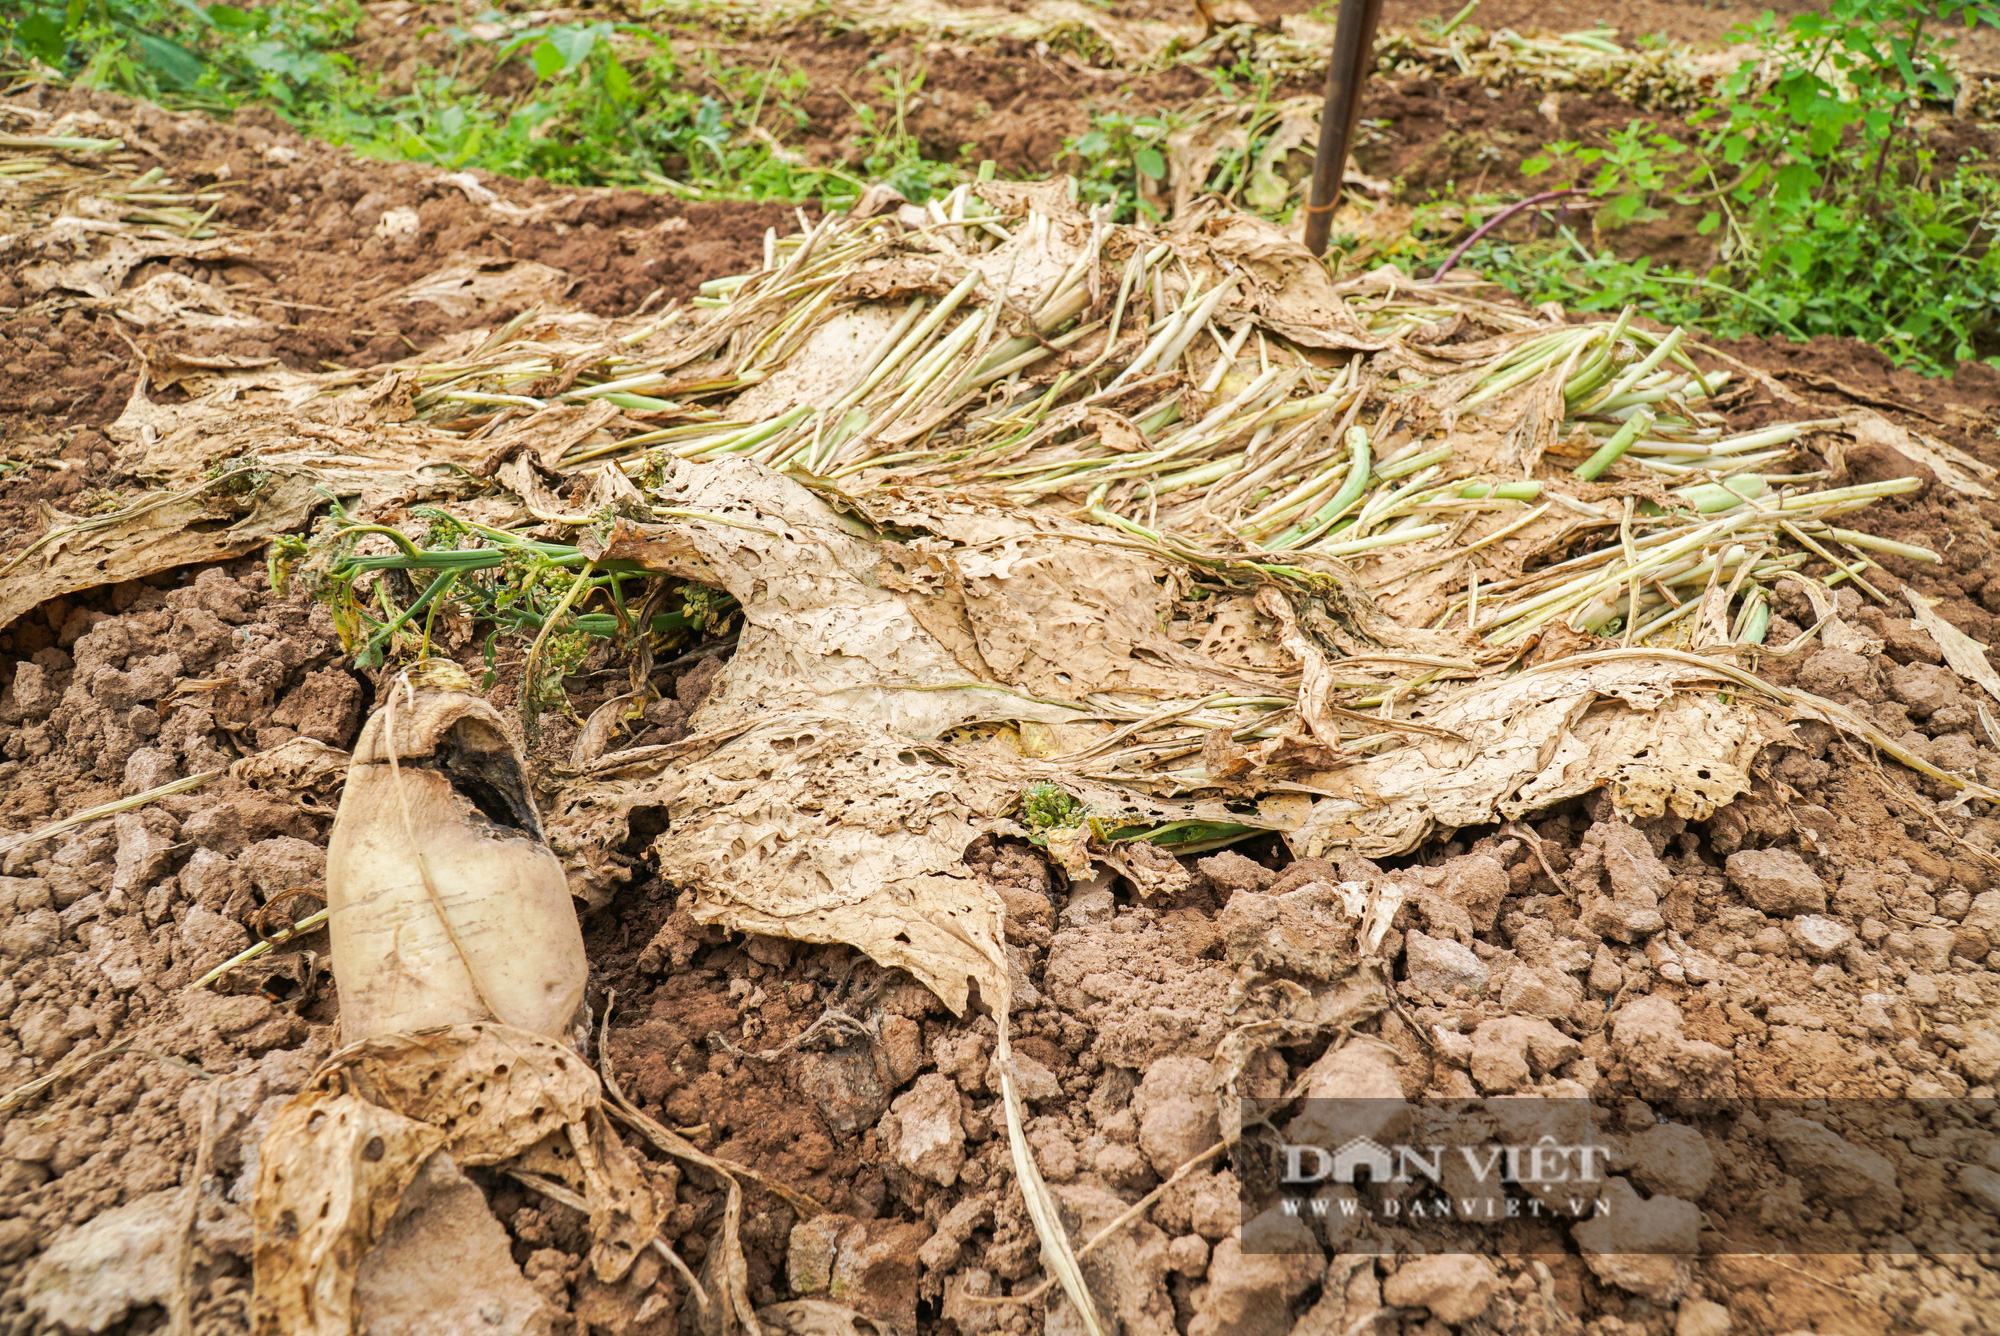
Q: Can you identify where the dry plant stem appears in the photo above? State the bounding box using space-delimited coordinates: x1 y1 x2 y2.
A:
191 907 328 990
519 557 602 741
1704 1236 1879 1303
0 1041 213 1116
1505 822 1567 889
1779 520 1889 602
1618 498 1640 647
0 768 221 857
598 1060 763 1335
1842 742 2000 867
971 1141 1230 1307
506 1168 709 1315
993 1022 1110 1336
0 1043 129 1116
170 1085 219 1336
708 1008 870 1062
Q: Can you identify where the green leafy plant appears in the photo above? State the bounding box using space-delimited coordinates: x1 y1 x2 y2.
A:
1460 0 2000 372
297 504 735 681
4 0 359 110
1065 112 1173 222
843 67 970 203
2 2 969 207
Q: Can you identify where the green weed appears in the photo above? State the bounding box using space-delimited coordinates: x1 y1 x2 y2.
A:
1066 112 1173 222
1458 0 2000 372
293 503 735 695
5 0 359 111
3 1 966 207
842 67 973 203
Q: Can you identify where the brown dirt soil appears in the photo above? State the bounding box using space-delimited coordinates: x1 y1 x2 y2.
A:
6 13 2000 1336
1133 0 2000 67
0 86 799 430
6 549 2000 1334
0 86 803 569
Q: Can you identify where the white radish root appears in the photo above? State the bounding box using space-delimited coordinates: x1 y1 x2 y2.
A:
324 662 586 1043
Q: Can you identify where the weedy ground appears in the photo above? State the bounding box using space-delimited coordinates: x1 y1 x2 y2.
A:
6 0 2000 370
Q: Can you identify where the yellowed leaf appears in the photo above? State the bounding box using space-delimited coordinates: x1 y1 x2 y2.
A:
1907 590 2000 707
0 470 320 632
251 1088 446 1336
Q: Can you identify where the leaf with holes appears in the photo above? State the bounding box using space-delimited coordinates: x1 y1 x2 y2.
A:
251 1087 446 1336
252 1024 665 1333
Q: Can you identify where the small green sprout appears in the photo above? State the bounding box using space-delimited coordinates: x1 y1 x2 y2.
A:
1020 782 1088 831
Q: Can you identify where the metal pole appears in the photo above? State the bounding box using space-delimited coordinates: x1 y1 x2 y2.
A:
1301 0 1385 257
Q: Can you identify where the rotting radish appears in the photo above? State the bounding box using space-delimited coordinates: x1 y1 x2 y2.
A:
324 658 586 1042
254 662 728 1335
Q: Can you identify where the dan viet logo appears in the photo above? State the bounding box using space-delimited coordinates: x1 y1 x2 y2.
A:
1276 1134 1615 1222
1246 1096 1999 1255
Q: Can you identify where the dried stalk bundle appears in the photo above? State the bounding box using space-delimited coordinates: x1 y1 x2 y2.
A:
1367 22 1716 112
0 107 217 238
640 0 1726 112
345 180 1932 669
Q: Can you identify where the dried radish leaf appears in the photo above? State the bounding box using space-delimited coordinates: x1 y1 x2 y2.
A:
0 469 320 631
1256 586 1345 748
251 1087 447 1336
1906 590 2000 709
333 1024 602 1164
508 1111 665 1284
1291 652 1783 859
256 1022 664 1327
582 458 1270 737
19 230 236 300
653 715 1014 1016
1174 201 1387 353
1845 410 1996 500
566 1108 667 1283
601 1090 767 1335
391 255 575 320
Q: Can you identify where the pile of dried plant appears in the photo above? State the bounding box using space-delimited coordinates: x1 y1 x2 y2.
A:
13 162 2000 1336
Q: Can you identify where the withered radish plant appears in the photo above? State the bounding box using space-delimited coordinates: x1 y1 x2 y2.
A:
251 662 767 1335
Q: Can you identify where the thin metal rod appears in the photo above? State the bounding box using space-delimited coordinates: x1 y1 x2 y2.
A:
1302 0 1385 257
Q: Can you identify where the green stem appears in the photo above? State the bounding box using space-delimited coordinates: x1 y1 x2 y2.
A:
1460 481 1543 501
359 569 459 667
1624 272 1808 339
1574 409 1653 481
1258 427 1370 548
